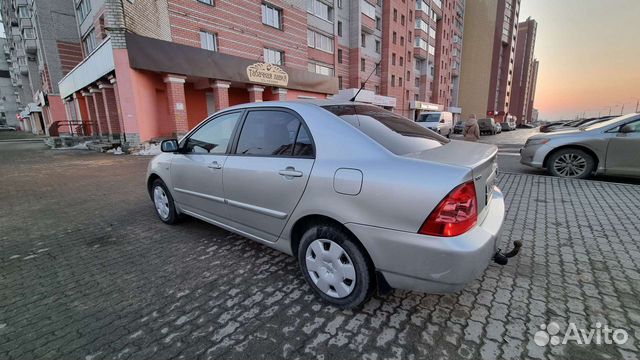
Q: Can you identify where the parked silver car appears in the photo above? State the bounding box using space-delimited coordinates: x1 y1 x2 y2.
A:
147 101 518 308
520 113 640 178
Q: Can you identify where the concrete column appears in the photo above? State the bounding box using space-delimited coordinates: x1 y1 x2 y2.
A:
272 87 287 101
109 76 125 142
82 91 99 136
211 80 231 112
99 81 122 141
247 85 264 103
163 74 189 138
89 87 109 138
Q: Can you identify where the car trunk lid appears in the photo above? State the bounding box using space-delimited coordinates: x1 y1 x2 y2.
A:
403 140 499 215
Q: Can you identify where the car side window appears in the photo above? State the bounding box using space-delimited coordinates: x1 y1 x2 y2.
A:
623 120 640 133
235 110 314 157
184 112 241 154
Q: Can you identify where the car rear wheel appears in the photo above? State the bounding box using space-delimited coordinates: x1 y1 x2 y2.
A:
547 149 594 179
298 224 374 308
151 179 179 224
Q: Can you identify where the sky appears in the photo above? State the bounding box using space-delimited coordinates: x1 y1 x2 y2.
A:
518 0 640 120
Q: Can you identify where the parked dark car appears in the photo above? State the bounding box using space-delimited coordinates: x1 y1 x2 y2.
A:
500 122 515 131
0 125 16 131
517 123 535 129
545 116 615 133
540 121 569 132
478 118 499 135
453 121 464 134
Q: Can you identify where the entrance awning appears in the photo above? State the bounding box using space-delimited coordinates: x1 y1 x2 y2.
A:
125 33 338 95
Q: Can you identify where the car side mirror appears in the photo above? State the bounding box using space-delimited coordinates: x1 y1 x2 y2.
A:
161 139 179 152
620 124 634 134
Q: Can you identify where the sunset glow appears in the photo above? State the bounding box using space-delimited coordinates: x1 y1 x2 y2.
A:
519 0 640 120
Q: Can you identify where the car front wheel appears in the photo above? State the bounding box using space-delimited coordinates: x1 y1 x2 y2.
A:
151 179 179 224
547 149 595 179
298 224 374 308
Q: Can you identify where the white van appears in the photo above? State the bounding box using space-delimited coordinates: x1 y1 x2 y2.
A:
416 111 454 137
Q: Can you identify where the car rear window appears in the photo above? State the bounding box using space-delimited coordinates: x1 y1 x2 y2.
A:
322 104 447 155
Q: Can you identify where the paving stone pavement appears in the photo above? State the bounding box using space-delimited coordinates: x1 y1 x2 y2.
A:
1 143 639 360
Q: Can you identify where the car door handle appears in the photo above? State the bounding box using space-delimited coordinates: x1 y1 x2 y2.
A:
279 168 303 178
208 161 222 169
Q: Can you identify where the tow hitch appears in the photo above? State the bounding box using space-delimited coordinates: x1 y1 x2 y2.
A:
493 240 522 265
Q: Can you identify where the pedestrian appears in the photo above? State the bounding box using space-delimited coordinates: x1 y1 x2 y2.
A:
463 114 480 142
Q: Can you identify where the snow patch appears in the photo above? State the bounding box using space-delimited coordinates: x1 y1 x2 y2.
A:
132 143 161 156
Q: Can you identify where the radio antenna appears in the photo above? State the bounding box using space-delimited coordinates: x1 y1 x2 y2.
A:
350 62 380 102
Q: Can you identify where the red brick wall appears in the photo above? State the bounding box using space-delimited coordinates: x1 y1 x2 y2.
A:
167 0 309 70
381 0 415 117
57 41 83 75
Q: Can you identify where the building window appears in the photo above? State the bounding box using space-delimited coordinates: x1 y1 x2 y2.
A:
76 0 91 22
408 51 411 59
337 49 343 63
391 75 395 87
375 65 381 75
399 77 403 86
338 76 343 89
361 32 366 47
409 10 412 21
262 3 283 29
432 0 442 9
375 40 381 53
308 62 334 76
197 0 213 5
392 53 396 66
199 31 218 51
429 26 436 39
375 16 382 30
308 29 334 53
401 15 405 25
375 85 380 94
337 0 343 8
361 0 376 19
263 48 283 65
415 77 420 87
361 58 366 71
82 28 96 54
415 37 427 51
18 5 30 19
392 32 397 44
337 21 343 36
416 18 428 33
307 0 333 22
400 56 404 66
393 9 397 21
400 36 404 46
428 44 435 56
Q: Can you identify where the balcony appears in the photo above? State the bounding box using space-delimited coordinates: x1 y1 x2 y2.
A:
18 17 32 29
414 46 428 60
24 39 37 54
361 14 376 34
19 64 28 75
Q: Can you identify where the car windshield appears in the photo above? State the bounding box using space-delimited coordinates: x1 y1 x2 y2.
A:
322 104 447 155
417 114 440 122
478 119 492 125
580 113 637 131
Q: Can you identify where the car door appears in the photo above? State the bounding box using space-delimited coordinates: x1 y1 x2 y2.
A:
605 119 640 176
223 108 315 243
170 111 243 221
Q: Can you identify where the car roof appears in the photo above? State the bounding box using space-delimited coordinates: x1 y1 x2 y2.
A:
222 99 376 112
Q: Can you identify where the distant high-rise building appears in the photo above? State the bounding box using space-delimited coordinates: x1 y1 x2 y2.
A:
1 0 82 134
0 38 20 128
458 0 520 122
526 59 539 123
509 17 538 124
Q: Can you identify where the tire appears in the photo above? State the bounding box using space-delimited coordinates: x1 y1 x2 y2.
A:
151 179 180 224
547 149 595 179
446 129 452 138
298 224 374 309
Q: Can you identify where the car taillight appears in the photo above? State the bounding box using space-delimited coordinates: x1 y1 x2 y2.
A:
419 181 478 237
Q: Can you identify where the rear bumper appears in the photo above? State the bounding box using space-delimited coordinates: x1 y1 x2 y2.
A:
346 187 506 294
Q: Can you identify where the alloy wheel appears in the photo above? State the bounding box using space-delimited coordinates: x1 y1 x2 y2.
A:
553 153 587 177
305 239 356 298
153 186 170 220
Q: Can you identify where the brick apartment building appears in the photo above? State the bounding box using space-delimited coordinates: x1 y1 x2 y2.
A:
1 0 83 134
458 0 520 122
58 0 466 145
509 16 538 124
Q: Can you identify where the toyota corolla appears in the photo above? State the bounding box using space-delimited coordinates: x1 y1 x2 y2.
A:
147 101 519 308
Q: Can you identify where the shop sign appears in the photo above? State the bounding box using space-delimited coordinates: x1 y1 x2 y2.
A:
246 62 289 87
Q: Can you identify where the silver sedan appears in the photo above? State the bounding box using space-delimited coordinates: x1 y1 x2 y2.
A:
520 113 640 178
147 101 516 308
